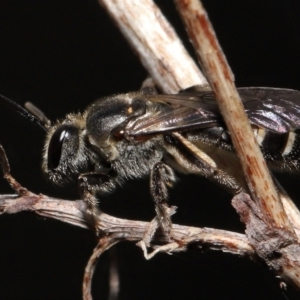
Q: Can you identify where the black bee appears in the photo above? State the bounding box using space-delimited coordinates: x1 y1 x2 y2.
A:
2 85 300 232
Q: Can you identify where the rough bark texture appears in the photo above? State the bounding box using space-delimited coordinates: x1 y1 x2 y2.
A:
232 193 300 288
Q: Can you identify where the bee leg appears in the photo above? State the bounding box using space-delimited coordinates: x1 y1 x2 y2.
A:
78 172 117 216
150 162 177 235
164 133 242 194
179 84 211 93
140 77 158 95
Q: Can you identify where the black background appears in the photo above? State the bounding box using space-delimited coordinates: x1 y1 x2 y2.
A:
1 1 300 299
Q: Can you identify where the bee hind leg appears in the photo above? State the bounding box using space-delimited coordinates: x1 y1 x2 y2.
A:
150 162 177 236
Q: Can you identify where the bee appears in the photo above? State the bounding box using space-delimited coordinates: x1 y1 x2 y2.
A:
2 85 300 232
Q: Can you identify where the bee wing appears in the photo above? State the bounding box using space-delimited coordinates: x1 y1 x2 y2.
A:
127 93 222 136
127 87 300 137
239 87 300 133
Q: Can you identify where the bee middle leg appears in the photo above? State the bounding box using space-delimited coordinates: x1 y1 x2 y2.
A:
78 172 117 215
150 162 176 234
164 132 242 194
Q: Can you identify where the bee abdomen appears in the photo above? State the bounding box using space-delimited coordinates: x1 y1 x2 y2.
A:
253 127 300 170
253 127 290 153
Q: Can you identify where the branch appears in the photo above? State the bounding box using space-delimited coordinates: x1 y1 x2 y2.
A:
83 238 119 300
0 144 255 298
175 0 293 230
0 194 254 258
97 0 207 93
175 0 300 288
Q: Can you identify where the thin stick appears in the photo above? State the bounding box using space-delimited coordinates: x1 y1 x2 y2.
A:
98 0 207 93
174 0 293 231
83 237 119 300
175 0 300 288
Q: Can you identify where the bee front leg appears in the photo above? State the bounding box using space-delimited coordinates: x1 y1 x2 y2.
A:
78 172 117 216
150 162 176 234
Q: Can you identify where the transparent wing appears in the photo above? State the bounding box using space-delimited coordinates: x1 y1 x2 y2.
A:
239 87 300 133
126 87 300 137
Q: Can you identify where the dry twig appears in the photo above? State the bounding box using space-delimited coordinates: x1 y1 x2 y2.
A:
0 145 255 298
98 0 207 93
175 0 300 288
83 238 119 300
175 0 292 230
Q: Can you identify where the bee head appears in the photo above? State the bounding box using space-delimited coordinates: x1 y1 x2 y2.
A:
43 114 88 185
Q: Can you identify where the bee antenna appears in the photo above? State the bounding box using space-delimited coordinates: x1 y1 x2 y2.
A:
25 102 51 128
0 94 49 132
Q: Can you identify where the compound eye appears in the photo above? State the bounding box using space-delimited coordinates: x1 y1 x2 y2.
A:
47 124 78 170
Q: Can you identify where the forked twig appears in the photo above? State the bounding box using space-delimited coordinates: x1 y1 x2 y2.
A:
0 144 256 298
